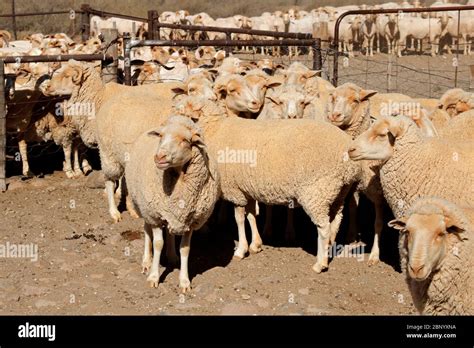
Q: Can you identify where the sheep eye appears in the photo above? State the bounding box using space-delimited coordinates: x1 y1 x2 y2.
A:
188 88 195 93
228 89 236 94
377 134 387 139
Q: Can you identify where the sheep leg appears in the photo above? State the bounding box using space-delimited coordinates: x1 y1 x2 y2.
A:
233 206 249 259
347 191 360 244
81 158 93 175
72 140 83 177
179 230 193 293
285 208 296 244
61 141 74 179
262 205 273 239
246 200 262 254
166 230 178 267
329 208 344 246
368 201 383 266
121 177 140 219
142 222 153 273
147 225 164 288
313 218 331 273
105 179 121 222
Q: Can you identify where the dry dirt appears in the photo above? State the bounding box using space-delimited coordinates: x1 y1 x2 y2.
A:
0 170 416 315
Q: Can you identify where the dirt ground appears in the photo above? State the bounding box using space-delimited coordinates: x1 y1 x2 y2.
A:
0 169 416 315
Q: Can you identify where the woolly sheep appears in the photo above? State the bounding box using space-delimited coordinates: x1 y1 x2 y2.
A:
439 88 474 117
389 197 473 315
125 115 220 291
438 109 474 140
325 82 383 264
182 96 362 273
349 115 474 219
258 84 312 120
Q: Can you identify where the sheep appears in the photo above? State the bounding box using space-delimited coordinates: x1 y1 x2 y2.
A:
438 109 474 140
389 197 473 315
426 108 451 131
361 14 377 56
179 96 361 273
325 83 384 264
439 88 474 118
349 115 474 220
42 60 182 221
170 72 217 102
125 115 220 291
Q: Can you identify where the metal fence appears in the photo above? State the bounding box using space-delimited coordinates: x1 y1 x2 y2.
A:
331 5 474 97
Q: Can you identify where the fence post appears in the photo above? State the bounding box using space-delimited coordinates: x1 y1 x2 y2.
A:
101 29 118 84
81 4 91 41
0 60 6 191
147 10 158 40
225 32 232 57
123 32 132 86
312 38 322 73
11 0 17 40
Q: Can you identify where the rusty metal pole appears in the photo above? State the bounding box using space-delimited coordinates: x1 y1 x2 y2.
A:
225 32 232 57
147 10 157 40
11 0 17 40
101 29 118 83
123 33 132 86
312 38 322 72
0 60 6 191
81 4 91 41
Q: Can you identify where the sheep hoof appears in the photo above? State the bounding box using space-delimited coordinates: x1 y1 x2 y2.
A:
110 210 122 223
179 279 191 293
73 169 84 178
312 263 328 274
82 165 93 176
142 260 152 274
249 244 262 254
233 248 247 260
367 255 380 266
21 171 34 181
232 254 245 261
147 274 159 288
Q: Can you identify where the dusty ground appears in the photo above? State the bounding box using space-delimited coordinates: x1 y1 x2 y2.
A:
0 170 415 315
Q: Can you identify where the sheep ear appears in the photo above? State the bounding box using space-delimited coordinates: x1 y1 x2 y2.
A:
388 218 406 231
191 132 206 150
171 83 187 95
387 117 406 139
444 217 465 234
304 95 314 104
266 95 281 105
360 89 377 102
147 129 162 138
303 70 319 80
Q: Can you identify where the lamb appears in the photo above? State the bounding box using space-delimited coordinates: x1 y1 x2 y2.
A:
125 115 220 292
179 96 361 273
389 197 473 315
349 115 474 220
438 88 474 118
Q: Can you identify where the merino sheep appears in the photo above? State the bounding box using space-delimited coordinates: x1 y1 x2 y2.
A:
258 84 311 120
389 197 473 315
439 88 474 118
125 115 220 291
438 109 474 140
349 115 474 220
181 96 361 273
325 83 384 264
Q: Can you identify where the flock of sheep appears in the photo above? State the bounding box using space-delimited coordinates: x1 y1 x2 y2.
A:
89 0 474 57
1 1 473 316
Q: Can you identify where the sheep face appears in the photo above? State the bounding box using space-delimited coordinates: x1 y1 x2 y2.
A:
147 116 205 171
267 85 311 119
41 60 84 96
172 75 217 101
389 212 465 281
214 74 281 114
349 117 406 161
326 85 377 126
442 99 471 118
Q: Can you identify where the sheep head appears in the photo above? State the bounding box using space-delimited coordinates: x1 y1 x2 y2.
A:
389 198 467 281
326 83 377 126
348 116 410 161
267 84 311 119
147 115 206 171
41 59 86 96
